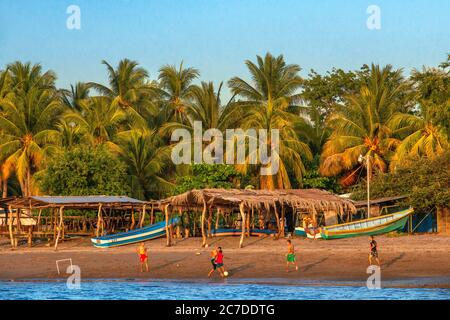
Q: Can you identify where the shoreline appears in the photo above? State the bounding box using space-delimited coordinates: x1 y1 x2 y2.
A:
2 277 450 289
1 234 449 289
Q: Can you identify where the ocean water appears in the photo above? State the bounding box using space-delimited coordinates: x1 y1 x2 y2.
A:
0 280 449 300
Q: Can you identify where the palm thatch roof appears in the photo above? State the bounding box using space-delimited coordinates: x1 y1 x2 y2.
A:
6 195 149 210
158 188 356 214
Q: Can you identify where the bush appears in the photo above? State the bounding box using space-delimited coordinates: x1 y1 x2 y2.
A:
351 151 450 211
36 147 131 196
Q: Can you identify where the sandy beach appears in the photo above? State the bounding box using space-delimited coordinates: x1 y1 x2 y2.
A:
1 234 449 288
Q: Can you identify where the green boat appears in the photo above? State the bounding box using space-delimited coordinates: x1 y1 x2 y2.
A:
319 207 414 240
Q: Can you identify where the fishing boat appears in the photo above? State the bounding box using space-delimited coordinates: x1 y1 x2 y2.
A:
210 228 277 237
295 207 414 240
91 217 179 248
294 227 322 239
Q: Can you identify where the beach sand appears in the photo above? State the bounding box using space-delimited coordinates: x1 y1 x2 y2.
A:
1 234 449 288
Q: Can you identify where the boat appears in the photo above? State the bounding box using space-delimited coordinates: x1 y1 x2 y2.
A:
295 227 322 239
295 207 414 240
91 217 179 248
210 228 277 237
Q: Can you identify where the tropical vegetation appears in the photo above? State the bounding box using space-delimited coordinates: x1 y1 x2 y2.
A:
0 53 448 200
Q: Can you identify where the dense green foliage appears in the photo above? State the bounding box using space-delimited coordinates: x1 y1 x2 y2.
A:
0 53 448 207
351 151 450 210
37 147 130 196
174 164 241 194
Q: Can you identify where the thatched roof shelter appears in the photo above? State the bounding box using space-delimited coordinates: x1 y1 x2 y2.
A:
160 188 356 214
157 188 356 248
4 195 152 250
7 195 149 210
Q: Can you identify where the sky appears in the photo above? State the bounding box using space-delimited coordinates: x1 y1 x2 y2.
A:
0 0 448 97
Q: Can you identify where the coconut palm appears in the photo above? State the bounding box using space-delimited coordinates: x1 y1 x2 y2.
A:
0 62 63 196
319 64 408 186
112 129 174 199
0 69 12 197
158 62 199 125
388 109 449 169
228 53 312 189
64 96 126 146
88 59 154 127
61 82 92 111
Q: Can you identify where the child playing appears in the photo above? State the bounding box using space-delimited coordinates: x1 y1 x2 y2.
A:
137 242 149 272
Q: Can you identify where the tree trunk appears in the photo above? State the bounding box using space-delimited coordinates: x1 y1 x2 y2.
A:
2 178 6 198
8 206 14 249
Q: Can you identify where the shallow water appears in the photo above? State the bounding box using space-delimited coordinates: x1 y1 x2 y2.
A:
1 280 449 300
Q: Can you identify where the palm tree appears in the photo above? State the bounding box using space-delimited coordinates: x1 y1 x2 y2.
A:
88 59 154 127
0 68 11 197
61 82 92 111
158 62 199 125
55 119 85 150
0 62 63 196
388 109 448 168
64 96 126 146
112 129 174 199
319 64 408 186
228 53 312 189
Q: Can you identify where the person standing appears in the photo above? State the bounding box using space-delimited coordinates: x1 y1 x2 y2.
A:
137 242 149 272
286 240 299 272
369 236 380 266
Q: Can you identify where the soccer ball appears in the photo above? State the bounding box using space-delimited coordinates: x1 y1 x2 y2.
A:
223 271 229 277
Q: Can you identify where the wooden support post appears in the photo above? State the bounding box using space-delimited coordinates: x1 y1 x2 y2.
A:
280 204 285 238
207 208 212 238
215 209 220 230
274 204 281 239
185 210 190 238
8 206 14 249
28 226 33 247
130 207 136 230
52 208 57 240
165 205 171 247
239 203 246 248
139 205 147 228
150 204 154 225
54 206 64 251
96 204 103 237
201 200 207 247
37 209 42 232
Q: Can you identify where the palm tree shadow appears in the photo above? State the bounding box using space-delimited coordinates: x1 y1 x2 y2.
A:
301 257 329 272
383 253 405 268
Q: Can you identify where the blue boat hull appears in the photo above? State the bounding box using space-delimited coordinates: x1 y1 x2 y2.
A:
91 217 179 248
